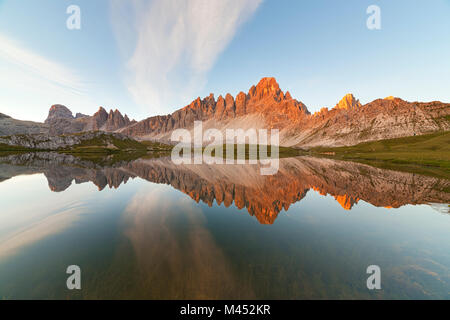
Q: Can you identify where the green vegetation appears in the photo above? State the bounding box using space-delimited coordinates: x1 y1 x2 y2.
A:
60 134 148 165
67 151 147 166
0 143 35 152
311 131 450 179
140 140 174 152
61 135 173 164
0 133 174 165
62 133 147 154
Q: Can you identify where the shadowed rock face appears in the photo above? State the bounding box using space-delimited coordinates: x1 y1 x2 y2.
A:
0 131 133 150
92 107 109 131
0 105 134 137
43 105 134 135
0 113 48 136
45 105 74 123
1 153 448 224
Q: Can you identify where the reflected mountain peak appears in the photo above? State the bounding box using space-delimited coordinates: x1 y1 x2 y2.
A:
0 153 449 224
334 194 359 211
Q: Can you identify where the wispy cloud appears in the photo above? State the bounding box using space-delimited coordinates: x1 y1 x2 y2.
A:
0 33 93 121
0 33 84 95
0 207 84 259
111 0 262 115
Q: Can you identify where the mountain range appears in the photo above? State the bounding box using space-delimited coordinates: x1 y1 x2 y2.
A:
1 77 449 147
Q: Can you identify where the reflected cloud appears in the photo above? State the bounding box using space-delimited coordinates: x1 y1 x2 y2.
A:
0 206 84 259
117 186 255 299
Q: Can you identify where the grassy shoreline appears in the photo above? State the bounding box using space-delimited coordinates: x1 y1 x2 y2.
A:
309 131 450 180
1 131 449 180
0 134 174 165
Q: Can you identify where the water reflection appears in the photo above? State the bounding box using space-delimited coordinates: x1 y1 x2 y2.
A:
1 153 449 299
0 152 448 224
116 189 256 299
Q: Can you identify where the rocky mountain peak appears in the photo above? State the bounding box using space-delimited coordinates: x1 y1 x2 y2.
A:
104 108 130 131
285 91 292 100
92 107 109 130
252 77 282 100
120 77 313 137
0 112 11 119
334 194 359 210
75 113 88 119
45 105 74 124
334 94 362 110
97 107 107 114
96 108 108 117
384 96 401 102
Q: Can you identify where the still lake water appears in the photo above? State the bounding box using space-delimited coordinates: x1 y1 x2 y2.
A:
0 153 449 299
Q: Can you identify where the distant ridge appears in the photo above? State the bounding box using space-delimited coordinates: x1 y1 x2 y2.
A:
1 77 449 147
44 104 136 135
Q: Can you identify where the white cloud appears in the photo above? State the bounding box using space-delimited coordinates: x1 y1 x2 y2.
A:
0 33 91 121
111 0 262 115
0 33 84 95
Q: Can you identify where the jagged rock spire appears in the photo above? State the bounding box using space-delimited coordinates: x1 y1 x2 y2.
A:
334 94 362 110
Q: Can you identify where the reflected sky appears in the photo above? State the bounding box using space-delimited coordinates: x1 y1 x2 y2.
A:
0 154 449 299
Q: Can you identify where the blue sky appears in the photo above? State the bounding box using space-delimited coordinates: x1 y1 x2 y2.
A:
0 0 449 122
